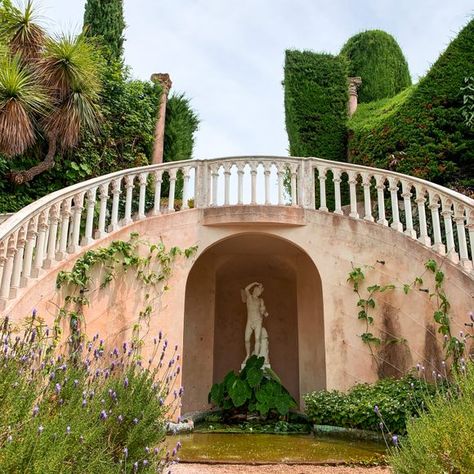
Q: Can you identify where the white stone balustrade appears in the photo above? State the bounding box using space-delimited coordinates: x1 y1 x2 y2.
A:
0 156 473 310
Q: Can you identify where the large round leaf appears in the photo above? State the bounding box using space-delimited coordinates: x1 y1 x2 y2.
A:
209 383 224 406
247 367 264 388
229 379 251 407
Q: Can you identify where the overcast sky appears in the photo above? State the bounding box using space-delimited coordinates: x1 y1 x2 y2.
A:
39 0 473 160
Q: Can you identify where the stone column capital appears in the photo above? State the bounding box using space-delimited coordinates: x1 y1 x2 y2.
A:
151 73 173 94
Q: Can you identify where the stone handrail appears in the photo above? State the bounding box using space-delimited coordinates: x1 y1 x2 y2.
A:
0 156 473 309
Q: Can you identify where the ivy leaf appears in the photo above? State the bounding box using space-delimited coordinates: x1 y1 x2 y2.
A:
425 259 437 272
403 284 410 295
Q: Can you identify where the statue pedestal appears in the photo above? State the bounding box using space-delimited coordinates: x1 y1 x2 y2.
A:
241 361 271 371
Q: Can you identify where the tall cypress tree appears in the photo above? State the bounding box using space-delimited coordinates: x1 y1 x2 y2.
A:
83 0 125 61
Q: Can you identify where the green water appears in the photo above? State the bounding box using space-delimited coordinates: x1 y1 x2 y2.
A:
167 433 386 464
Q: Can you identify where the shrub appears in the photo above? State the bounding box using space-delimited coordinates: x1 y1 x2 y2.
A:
340 30 411 103
304 375 437 435
348 19 474 188
209 356 297 418
0 313 180 473
284 50 349 161
389 363 474 473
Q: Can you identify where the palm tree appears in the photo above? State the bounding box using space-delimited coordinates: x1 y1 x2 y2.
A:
0 0 102 184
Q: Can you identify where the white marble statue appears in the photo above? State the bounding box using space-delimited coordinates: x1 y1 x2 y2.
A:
241 282 270 368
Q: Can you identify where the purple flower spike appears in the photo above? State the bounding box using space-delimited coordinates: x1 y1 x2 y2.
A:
118 415 124 422
145 446 150 453
123 447 128 458
32 308 37 318
154 447 159 455
392 435 399 446
33 405 39 416
133 462 138 472
124 377 129 388
100 410 108 420
133 417 139 425
176 441 182 450
55 383 61 394
172 448 177 457
80 435 84 443
66 426 71 434
38 425 44 435
74 379 79 387
159 331 162 340
143 459 148 466
7 435 13 443
374 405 379 415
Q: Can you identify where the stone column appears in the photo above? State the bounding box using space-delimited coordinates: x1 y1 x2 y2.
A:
151 73 173 165
348 77 362 117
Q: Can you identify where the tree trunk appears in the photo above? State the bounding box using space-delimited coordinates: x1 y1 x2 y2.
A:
9 137 58 185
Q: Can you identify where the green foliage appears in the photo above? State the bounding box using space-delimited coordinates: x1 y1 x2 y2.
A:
164 93 200 163
304 375 437 435
284 50 348 161
83 0 125 62
340 30 411 103
209 356 297 418
389 363 474 473
461 75 474 128
349 19 474 188
0 314 177 473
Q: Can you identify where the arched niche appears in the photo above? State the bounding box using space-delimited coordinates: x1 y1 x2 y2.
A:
182 233 325 414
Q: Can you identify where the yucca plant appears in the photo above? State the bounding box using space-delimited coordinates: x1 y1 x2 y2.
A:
0 0 102 184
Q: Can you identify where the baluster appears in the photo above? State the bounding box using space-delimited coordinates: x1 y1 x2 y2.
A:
32 210 49 277
332 169 343 215
68 193 85 254
96 183 109 239
290 164 298 206
138 172 149 219
276 164 285 206
10 226 26 298
0 235 16 306
153 171 163 215
401 180 416 239
250 162 258 205
347 171 359 219
168 168 177 212
441 198 458 263
315 166 327 211
56 199 72 261
388 177 403 232
20 217 37 287
0 241 5 289
374 175 387 226
263 162 271 205
223 163 232 206
453 204 471 270
123 175 135 225
360 173 373 222
44 203 60 269
467 210 474 270
302 160 315 209
82 187 97 246
182 167 191 210
237 163 245 205
109 178 122 231
428 194 445 255
414 186 431 246
210 165 219 206
194 161 207 209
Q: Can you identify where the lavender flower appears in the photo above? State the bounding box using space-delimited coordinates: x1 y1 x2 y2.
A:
133 462 138 472
7 435 12 443
392 435 399 446
133 417 139 425
124 377 129 388
154 447 159 455
82 399 87 408
123 447 128 458
118 415 124 422
100 410 108 420
374 405 379 415
38 425 44 435
33 405 39 416
55 383 61 394
143 459 148 466
66 426 71 435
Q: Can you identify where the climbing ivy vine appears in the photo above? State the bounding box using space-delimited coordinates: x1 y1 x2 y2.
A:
348 259 466 371
55 232 197 357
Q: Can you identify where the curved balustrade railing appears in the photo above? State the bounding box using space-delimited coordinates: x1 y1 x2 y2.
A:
0 156 473 309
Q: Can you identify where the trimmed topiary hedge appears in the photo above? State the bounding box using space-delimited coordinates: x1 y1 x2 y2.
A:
284 50 349 161
348 19 474 187
340 30 411 103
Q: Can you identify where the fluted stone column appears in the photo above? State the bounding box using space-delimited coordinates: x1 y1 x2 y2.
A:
151 73 172 165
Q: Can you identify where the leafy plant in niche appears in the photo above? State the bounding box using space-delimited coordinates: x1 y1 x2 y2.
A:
209 356 297 419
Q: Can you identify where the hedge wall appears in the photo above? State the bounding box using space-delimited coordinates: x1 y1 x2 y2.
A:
349 19 474 187
284 50 349 161
340 30 411 103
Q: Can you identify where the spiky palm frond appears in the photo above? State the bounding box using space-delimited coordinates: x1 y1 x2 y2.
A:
0 0 45 59
41 33 102 101
0 54 49 155
43 87 101 149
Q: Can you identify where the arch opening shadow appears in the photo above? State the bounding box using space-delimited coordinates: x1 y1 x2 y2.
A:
182 233 325 414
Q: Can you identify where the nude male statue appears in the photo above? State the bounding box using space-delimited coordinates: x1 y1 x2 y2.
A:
241 282 269 365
